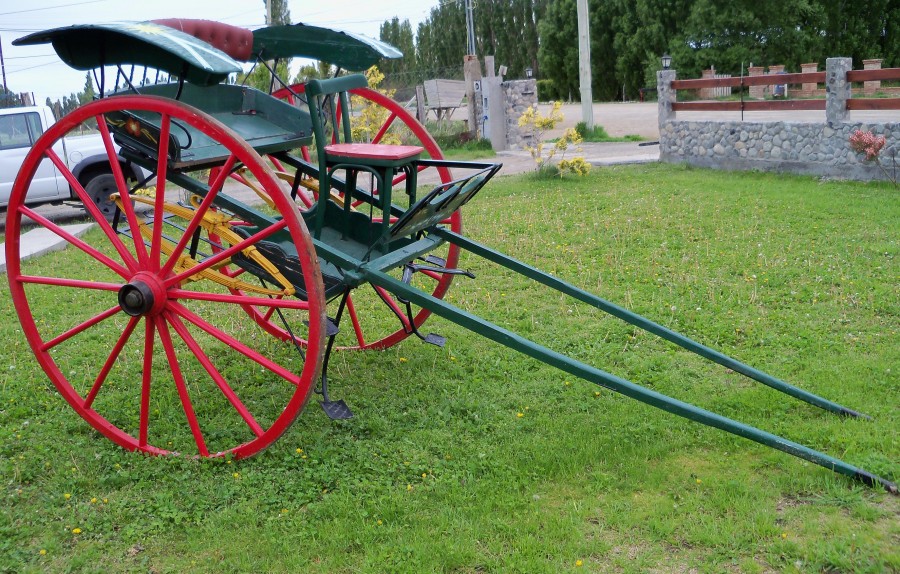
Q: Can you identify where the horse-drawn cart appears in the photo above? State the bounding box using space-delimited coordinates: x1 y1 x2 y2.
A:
6 20 895 491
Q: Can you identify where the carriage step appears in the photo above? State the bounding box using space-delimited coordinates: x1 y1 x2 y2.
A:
423 333 446 347
305 317 340 337
325 317 340 337
320 399 354 420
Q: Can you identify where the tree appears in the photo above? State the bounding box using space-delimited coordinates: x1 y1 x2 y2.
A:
537 0 579 100
379 17 416 85
77 72 96 105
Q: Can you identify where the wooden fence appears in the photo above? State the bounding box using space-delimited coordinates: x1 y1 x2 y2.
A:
667 68 900 113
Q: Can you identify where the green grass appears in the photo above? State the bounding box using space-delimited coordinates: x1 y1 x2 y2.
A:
1 164 898 572
575 122 644 143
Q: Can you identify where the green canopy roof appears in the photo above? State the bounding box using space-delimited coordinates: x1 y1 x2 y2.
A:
14 21 242 86
252 24 402 71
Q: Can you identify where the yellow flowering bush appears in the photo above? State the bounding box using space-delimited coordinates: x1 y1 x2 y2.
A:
350 67 402 145
517 102 590 177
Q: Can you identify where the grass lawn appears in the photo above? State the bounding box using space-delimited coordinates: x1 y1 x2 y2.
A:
1 164 897 572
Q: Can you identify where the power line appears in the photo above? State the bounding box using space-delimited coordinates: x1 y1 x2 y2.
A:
0 0 108 17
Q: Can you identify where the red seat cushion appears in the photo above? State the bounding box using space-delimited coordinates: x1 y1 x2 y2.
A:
324 143 424 161
152 19 254 62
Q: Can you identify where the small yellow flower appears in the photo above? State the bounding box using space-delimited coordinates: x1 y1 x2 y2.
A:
39 549 47 555
517 412 524 418
90 498 97 504
594 391 601 397
399 357 408 363
233 472 240 479
226 460 232 464
407 484 412 491
281 508 288 514
421 473 427 478
72 528 82 534
576 559 584 567
102 498 108 504
695 478 702 484
377 519 383 525
64 493 71 500
565 381 571 386
296 448 303 454
301 455 307 459
781 532 788 539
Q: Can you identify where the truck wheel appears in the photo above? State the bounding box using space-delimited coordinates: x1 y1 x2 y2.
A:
83 172 119 220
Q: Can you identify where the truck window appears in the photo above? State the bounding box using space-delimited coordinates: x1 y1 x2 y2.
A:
0 112 39 150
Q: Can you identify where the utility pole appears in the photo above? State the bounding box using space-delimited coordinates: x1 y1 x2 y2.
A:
576 0 593 129
0 35 8 101
463 0 480 138
465 0 476 56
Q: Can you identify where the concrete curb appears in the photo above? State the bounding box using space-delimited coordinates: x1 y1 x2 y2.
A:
0 223 95 274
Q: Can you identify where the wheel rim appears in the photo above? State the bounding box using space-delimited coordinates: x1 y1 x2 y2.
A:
237 83 462 350
5 95 326 458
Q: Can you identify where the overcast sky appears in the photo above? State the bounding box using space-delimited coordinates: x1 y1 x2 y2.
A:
0 0 440 104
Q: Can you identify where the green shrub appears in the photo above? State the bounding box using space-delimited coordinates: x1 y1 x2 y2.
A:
574 121 643 143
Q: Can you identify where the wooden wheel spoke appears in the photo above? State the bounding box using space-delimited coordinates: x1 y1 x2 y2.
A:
160 154 238 277
84 316 140 409
164 219 288 287
150 114 172 270
139 320 154 447
165 311 265 437
42 147 138 271
41 305 121 352
154 316 209 456
168 301 303 385
345 295 366 347
96 114 151 268
371 111 398 144
18 275 121 292
19 206 130 278
169 288 308 311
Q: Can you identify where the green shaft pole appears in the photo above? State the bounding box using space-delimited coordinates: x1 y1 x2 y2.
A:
362 265 896 493
434 228 868 419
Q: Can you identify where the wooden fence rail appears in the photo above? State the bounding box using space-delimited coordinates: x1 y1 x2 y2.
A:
668 67 900 113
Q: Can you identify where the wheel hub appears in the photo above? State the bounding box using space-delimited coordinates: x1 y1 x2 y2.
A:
118 272 168 317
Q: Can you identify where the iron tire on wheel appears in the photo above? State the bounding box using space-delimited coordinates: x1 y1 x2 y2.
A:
5 95 327 458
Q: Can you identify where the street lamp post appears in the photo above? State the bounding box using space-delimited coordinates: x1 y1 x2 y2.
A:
661 54 672 71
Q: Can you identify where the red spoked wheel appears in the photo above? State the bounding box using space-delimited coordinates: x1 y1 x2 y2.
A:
230 83 463 350
5 95 326 458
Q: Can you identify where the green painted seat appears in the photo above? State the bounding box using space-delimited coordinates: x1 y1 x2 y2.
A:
305 74 423 249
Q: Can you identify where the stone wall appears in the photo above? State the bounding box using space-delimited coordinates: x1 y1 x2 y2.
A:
502 79 538 150
658 57 900 181
660 121 900 180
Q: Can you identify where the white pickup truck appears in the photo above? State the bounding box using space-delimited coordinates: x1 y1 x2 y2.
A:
0 105 146 218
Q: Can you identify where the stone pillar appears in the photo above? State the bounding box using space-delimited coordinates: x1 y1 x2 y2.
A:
700 67 715 99
825 57 852 125
801 63 818 96
748 66 765 99
657 69 677 128
863 59 883 94
767 65 785 98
